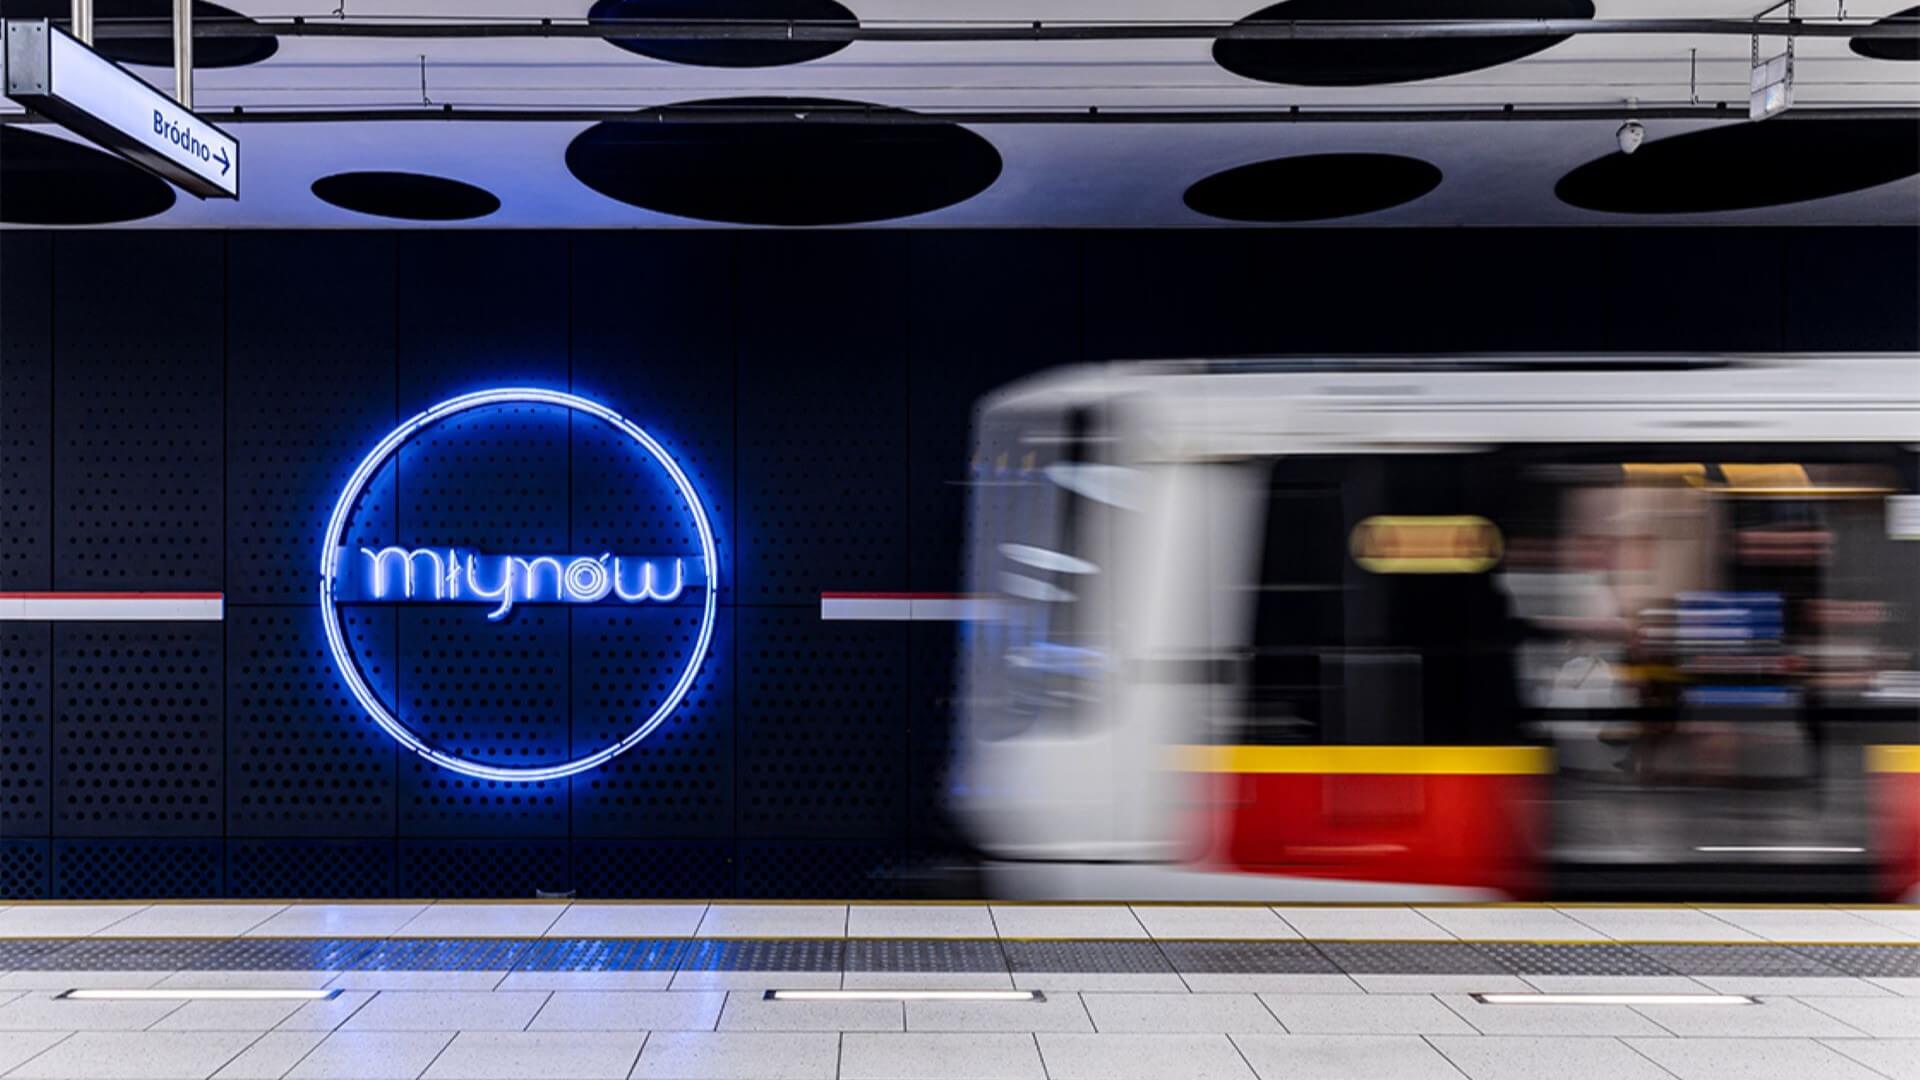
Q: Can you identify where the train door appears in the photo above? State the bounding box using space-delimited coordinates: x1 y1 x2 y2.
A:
1498 446 1920 898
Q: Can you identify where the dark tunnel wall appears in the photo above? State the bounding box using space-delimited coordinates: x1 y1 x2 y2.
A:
0 227 1915 899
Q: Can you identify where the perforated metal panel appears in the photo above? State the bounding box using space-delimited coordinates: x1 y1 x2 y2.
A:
227 840 396 899
394 234 569 415
571 840 732 899
737 612 907 840
570 608 732 838
0 232 52 591
227 608 396 836
397 839 568 898
908 623 958 844
51 234 223 590
52 624 223 837
735 842 909 899
52 839 221 898
0 840 50 899
0 624 51 837
226 234 397 602
735 235 908 603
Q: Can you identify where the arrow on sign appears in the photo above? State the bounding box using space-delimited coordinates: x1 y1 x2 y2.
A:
214 146 230 175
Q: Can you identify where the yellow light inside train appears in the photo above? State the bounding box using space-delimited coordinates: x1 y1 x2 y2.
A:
1349 516 1503 574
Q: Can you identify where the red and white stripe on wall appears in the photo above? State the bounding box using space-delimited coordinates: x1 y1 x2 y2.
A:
0 592 225 621
818 592 995 621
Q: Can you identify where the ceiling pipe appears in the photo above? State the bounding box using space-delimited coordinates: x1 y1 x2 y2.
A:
79 15 1920 43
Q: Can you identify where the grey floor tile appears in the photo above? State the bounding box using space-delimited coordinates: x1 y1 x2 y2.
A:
5 1031 258 1080
1797 995 1920 1036
1696 908 1910 944
0 971 173 991
1822 1037 1920 1079
1273 908 1451 941
668 970 840 991
1428 1036 1674 1080
847 906 997 940
543 903 706 939
0 905 146 938
528 990 725 1031
1130 907 1297 941
0 992 183 1031
1413 907 1606 942
1011 972 1189 992
1435 993 1669 1036
149 998 308 1031
103 906 286 939
1181 974 1364 994
695 906 847 939
285 1031 454 1080
840 1032 1044 1080
717 991 902 1031
1691 976 1891 997
244 905 428 939
340 991 549 1031
1035 1033 1255 1080
990 907 1148 940
0 1032 69 1075
1232 1033 1461 1080
1348 975 1533 994
1629 996 1870 1037
324 972 509 993
392 904 564 939
630 1031 840 1079
1844 908 1920 938
1868 978 1920 997
1558 908 1761 943
497 972 673 992
419 1031 646 1079
907 995 1093 1033
1081 993 1281 1033
274 991 375 1032
1625 1036 1884 1080
210 1031 326 1080
1257 993 1475 1035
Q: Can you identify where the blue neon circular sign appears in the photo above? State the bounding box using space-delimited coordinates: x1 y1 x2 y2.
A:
319 387 719 782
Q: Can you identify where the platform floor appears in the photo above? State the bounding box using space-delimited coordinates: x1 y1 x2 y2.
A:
0 903 1917 1079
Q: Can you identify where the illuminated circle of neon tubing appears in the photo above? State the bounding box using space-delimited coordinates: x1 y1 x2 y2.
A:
319 387 719 782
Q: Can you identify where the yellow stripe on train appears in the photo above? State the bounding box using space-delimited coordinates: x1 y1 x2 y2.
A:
1866 746 1920 774
1176 745 1553 776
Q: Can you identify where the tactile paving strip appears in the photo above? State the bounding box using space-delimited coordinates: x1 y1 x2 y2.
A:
845 938 1008 973
1313 941 1511 975
195 938 374 971
679 939 844 972
1157 941 1340 974
351 938 531 971
1003 940 1173 974
514 938 689 972
1787 945 1920 979
0 939 78 968
1631 944 1846 977
23 938 224 972
1474 943 1676 977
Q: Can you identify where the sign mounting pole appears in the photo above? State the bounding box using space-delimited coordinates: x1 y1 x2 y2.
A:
70 0 90 44
172 0 191 107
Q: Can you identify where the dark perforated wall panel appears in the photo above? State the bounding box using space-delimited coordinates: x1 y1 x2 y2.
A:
2 228 1911 899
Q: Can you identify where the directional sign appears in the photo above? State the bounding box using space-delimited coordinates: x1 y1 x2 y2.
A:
4 19 236 198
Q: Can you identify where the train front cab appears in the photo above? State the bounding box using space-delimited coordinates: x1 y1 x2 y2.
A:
954 363 1920 901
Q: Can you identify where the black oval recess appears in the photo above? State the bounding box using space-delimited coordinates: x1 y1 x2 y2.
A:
1214 0 1594 86
1 126 178 225
588 0 857 68
311 171 502 221
1852 5 1919 61
1185 153 1443 221
1556 118 1920 214
0 0 278 68
565 98 1002 225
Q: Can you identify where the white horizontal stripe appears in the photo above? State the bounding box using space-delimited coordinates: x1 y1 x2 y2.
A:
0 597 224 621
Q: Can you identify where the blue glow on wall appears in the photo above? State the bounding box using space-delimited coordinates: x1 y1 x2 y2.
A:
318 387 721 783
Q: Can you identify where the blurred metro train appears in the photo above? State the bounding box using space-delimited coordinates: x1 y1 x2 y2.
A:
949 355 1920 901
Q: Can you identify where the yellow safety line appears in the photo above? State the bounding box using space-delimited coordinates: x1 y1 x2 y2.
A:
1176 744 1553 776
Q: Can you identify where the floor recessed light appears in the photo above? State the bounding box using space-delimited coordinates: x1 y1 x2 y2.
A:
764 990 1043 1002
59 989 341 1001
1472 993 1756 1006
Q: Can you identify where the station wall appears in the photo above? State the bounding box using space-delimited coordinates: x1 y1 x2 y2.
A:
1 227 1915 899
